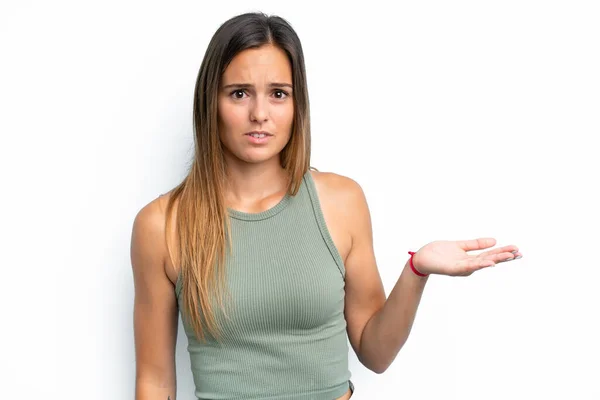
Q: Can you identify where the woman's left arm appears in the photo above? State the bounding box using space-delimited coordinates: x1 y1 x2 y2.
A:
350 255 428 374
342 180 522 374
342 181 427 374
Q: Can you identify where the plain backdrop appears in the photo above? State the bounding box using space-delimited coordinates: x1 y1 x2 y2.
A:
1 0 599 399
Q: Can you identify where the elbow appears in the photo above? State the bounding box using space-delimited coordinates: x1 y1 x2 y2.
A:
369 362 390 375
359 345 405 374
358 355 391 375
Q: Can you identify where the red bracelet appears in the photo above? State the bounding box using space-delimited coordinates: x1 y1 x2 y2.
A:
408 251 429 277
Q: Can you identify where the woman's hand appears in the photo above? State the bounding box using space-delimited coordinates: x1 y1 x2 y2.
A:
412 238 522 276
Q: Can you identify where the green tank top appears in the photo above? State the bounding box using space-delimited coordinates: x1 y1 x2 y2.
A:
175 170 352 399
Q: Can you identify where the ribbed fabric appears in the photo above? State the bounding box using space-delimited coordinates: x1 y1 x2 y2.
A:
175 170 352 400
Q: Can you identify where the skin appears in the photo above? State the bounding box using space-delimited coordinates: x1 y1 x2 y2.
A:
216 43 294 209
131 43 523 399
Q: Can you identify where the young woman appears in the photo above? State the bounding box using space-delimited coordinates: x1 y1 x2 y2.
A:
130 12 523 400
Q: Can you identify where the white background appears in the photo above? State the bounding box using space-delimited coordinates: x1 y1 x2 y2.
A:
1 0 599 399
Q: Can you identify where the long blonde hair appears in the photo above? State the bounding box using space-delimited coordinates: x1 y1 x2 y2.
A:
164 12 312 343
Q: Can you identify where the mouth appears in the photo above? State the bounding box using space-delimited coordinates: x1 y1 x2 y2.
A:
245 131 272 138
245 131 273 144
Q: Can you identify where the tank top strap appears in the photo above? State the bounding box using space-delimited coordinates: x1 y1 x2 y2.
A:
302 170 346 278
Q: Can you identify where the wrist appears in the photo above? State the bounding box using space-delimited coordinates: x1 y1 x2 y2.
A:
408 251 429 277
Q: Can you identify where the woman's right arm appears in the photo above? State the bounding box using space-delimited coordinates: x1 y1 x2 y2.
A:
131 200 179 400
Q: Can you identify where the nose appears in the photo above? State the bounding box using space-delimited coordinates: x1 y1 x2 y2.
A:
250 96 268 123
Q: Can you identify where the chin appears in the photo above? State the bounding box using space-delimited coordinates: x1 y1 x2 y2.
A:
235 151 279 165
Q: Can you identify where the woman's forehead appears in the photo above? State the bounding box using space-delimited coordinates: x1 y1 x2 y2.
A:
222 45 291 85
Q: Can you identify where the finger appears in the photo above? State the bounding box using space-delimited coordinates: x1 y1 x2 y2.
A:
468 251 524 274
479 245 519 258
458 238 496 252
492 251 526 264
496 253 523 263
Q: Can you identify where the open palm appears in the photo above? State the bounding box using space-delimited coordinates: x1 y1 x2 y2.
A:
413 238 522 276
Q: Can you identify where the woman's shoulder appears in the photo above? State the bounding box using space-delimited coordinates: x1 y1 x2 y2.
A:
307 169 370 262
134 190 177 231
131 190 180 285
308 169 365 201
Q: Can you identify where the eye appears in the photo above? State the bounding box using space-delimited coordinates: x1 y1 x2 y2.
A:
230 89 247 99
273 89 290 99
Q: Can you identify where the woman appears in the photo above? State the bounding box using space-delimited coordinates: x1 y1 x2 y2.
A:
130 12 522 400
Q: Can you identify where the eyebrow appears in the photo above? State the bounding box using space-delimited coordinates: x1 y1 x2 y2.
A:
222 83 293 90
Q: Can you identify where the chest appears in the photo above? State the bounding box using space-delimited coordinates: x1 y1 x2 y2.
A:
165 178 352 287
210 216 346 339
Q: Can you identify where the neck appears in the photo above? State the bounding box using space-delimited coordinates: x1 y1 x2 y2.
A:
223 157 290 205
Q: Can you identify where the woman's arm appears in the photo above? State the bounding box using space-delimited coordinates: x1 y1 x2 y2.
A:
131 200 179 400
354 258 428 373
340 179 426 374
342 178 520 374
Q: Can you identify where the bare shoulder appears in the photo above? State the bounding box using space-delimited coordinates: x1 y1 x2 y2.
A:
309 169 363 195
308 169 370 262
133 194 169 234
309 169 368 212
131 191 179 285
131 196 167 271
132 192 174 247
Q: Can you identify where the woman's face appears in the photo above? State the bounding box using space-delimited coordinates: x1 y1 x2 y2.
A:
217 44 294 166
